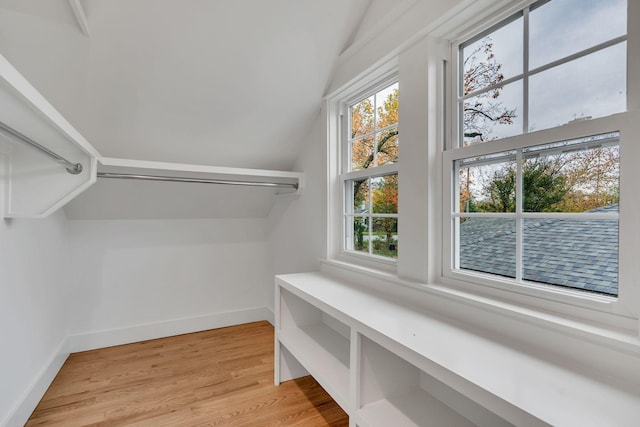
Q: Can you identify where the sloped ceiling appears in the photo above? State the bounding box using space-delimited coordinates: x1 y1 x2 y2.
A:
0 0 385 170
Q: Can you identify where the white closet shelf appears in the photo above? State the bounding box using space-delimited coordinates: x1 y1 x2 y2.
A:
0 50 303 218
63 157 304 220
97 157 303 196
0 53 100 218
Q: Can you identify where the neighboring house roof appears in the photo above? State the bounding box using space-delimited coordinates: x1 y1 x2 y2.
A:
459 205 618 296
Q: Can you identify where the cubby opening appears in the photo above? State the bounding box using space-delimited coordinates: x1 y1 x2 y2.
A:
277 288 351 409
355 336 511 427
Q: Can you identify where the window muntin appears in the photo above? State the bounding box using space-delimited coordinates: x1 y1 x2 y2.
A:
453 132 620 296
458 0 627 147
343 81 399 260
345 173 398 259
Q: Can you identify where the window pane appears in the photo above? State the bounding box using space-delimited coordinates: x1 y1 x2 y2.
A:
372 217 398 258
462 15 523 95
457 152 517 213
352 178 369 214
376 83 399 128
529 42 626 132
348 216 369 254
523 218 618 296
462 80 523 146
529 0 627 70
523 135 620 213
352 136 374 171
458 216 516 278
351 96 374 138
371 175 398 214
376 129 398 166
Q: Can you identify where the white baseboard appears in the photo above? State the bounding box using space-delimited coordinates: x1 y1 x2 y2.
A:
68 307 273 353
1 339 69 427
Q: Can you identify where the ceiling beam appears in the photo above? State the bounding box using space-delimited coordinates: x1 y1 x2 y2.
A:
68 0 90 37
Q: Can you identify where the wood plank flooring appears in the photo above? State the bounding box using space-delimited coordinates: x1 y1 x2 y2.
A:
26 321 348 426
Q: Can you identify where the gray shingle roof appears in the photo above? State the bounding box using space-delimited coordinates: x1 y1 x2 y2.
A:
459 205 618 296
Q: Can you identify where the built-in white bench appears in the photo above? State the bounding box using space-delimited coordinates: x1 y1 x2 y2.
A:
274 272 640 427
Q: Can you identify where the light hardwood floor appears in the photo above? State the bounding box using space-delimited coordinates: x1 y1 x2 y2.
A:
26 321 348 426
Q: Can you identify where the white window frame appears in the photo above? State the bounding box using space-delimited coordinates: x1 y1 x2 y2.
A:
441 0 640 320
326 67 400 269
341 77 399 265
339 77 400 265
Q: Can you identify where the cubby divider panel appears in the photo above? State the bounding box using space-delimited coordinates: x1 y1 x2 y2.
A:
277 288 351 410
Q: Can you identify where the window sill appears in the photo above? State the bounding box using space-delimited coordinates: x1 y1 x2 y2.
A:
320 258 640 356
334 250 397 273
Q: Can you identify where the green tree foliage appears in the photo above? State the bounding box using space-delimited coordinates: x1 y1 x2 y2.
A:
484 166 516 212
522 160 569 212
557 145 619 212
372 175 398 247
477 159 569 213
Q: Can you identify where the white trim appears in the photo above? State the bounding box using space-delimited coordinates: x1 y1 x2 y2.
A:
452 212 619 220
67 0 90 37
348 123 398 142
1 339 69 427
0 53 101 158
446 111 628 162
67 307 271 352
99 157 302 180
346 213 399 219
333 74 399 266
340 162 398 182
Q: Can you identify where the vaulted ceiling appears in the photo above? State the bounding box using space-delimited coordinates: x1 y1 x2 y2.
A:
0 0 397 170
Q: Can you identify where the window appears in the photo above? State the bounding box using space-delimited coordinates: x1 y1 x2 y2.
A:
342 81 399 260
459 0 627 146
446 0 627 297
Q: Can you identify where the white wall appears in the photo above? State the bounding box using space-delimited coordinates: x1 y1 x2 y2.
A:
66 218 272 351
0 1 90 136
0 205 277 425
0 210 70 426
328 0 468 95
267 110 327 311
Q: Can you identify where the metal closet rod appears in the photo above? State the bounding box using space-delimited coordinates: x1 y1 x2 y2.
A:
0 120 83 175
97 172 299 190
